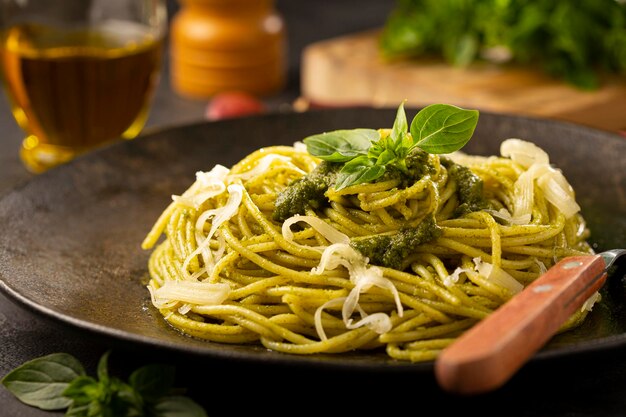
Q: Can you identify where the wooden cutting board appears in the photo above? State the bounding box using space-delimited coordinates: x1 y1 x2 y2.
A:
301 30 626 133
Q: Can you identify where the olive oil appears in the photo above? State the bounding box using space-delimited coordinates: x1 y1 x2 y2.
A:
0 22 163 172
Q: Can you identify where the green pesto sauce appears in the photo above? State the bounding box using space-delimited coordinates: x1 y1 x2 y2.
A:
405 147 437 182
272 147 440 222
350 215 442 269
272 161 339 222
441 157 489 216
382 147 439 187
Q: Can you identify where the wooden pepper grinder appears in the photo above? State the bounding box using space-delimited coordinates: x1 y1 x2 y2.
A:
170 0 286 99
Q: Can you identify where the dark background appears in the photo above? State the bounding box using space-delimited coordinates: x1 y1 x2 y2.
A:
2 1 626 416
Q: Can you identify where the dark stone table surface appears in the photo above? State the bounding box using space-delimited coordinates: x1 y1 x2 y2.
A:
2 1 626 416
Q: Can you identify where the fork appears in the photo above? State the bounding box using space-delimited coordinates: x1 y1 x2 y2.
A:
435 249 626 395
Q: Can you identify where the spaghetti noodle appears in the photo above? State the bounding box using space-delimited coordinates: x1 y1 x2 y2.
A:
142 115 595 362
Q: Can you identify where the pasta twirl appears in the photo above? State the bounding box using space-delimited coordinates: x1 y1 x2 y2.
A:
142 124 594 362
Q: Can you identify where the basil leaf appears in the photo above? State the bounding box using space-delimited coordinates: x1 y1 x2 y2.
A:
152 396 208 417
110 379 144 416
62 376 99 405
78 401 105 417
410 103 479 154
66 402 91 417
130 364 175 402
390 101 408 144
1 353 85 410
97 351 110 384
367 138 384 160
400 129 413 151
375 149 396 166
334 156 385 190
303 129 378 162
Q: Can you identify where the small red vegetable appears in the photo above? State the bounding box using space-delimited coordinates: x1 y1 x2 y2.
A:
205 91 265 121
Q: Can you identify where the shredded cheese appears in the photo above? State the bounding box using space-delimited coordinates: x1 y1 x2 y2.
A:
282 215 350 245
312 242 403 339
281 215 403 340
501 138 549 168
150 281 231 308
443 266 469 287
182 184 245 276
536 169 581 218
501 138 580 221
581 292 601 312
293 141 308 153
473 257 523 295
172 165 229 209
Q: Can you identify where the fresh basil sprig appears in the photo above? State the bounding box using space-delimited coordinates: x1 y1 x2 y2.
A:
1 351 207 417
303 102 479 190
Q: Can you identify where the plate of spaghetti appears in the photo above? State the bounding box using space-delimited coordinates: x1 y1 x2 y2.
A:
0 105 624 372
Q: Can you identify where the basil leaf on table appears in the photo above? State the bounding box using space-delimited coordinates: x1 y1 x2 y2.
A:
152 396 208 417
65 402 92 416
61 375 100 406
130 364 176 402
1 351 207 416
96 350 110 384
1 352 85 410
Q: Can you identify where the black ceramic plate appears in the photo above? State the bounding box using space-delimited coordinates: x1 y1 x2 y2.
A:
0 108 625 373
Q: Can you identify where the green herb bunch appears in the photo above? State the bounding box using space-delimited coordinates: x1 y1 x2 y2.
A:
379 0 626 90
303 102 479 190
1 351 207 417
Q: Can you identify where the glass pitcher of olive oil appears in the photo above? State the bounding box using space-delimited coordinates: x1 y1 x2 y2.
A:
0 0 167 173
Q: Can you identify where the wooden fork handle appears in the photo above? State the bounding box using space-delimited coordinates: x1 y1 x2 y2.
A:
435 254 607 395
